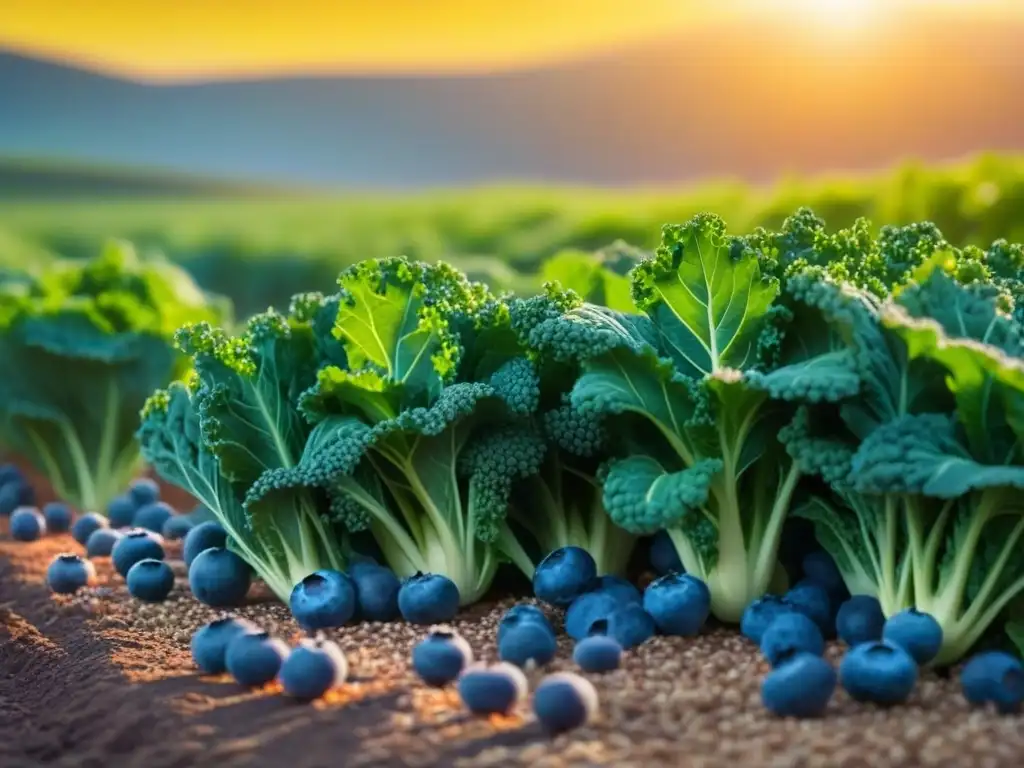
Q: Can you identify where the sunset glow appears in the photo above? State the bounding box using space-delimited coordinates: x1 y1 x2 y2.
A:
0 0 1021 82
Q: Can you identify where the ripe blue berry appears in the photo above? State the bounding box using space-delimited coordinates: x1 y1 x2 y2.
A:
398 573 460 624
86 528 123 558
188 547 251 607
349 563 401 622
111 529 165 577
760 612 825 668
42 502 73 534
412 629 473 686
289 570 357 630
46 553 96 594
643 572 711 636
106 494 138 528
191 617 260 674
279 638 349 700
836 595 885 647
126 558 175 602
498 603 554 644
134 502 174 534
10 507 45 541
534 672 599 734
162 515 194 541
573 636 622 673
457 663 528 716
741 595 798 644
183 521 227 568
762 653 836 718
71 512 108 546
840 641 918 706
225 631 289 688
498 621 557 668
533 546 597 607
961 651 1024 714
128 477 161 507
882 609 943 666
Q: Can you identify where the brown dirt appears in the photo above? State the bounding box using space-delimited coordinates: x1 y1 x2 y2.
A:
2 532 1024 768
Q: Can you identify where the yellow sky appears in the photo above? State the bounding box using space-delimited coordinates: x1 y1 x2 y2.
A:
0 0 1020 82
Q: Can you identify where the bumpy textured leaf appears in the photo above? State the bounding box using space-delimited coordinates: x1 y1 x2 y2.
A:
632 214 780 376
0 244 225 512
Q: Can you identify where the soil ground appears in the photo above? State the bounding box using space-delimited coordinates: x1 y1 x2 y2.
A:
2 532 1024 768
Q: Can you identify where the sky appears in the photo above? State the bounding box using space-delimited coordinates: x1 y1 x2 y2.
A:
1 0 1022 82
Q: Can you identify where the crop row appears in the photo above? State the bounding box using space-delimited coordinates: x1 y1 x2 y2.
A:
2 207 1024 672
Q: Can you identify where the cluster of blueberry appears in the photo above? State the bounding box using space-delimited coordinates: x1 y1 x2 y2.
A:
191 617 348 699
740 566 1024 717
412 618 603 734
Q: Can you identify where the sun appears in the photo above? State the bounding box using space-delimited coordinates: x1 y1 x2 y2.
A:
740 0 886 31
806 0 882 27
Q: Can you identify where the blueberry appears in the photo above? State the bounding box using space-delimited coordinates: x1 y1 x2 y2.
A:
46 553 96 594
191 616 260 674
593 603 655 649
106 494 138 528
350 564 400 621
412 629 474 686
836 595 885 647
573 636 622 673
188 547 251 607
289 570 357 630
649 530 683 575
499 622 557 668
111 529 165 577
760 613 825 667
0 464 23 486
839 641 918 705
225 631 289 688
534 672 599 733
594 575 642 605
183 521 228 568
801 550 849 605
533 546 597 607
134 502 174 534
42 502 73 534
498 604 554 644
71 512 108 546
741 595 798 644
0 480 33 516
398 573 460 624
457 663 528 715
961 651 1024 714
279 638 349 700
565 591 620 641
128 477 161 507
126 558 175 602
643 572 711 636
162 515 194 541
762 653 836 718
10 507 45 541
882 609 943 666
784 580 835 637
86 528 123 558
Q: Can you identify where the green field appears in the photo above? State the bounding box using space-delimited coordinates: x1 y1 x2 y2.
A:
2 152 1022 317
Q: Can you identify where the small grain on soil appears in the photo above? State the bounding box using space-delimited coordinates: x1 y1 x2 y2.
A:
0 533 1021 768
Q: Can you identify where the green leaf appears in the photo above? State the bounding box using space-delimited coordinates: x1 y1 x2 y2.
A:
632 214 779 376
850 413 1024 498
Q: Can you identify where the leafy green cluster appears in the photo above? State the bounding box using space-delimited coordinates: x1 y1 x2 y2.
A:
137 293 349 601
0 241 227 513
525 213 868 622
788 263 1024 664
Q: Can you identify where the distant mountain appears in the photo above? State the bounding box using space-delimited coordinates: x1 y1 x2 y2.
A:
0 157 300 199
2 15 1023 188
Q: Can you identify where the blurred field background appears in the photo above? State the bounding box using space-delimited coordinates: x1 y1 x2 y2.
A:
2 0 1023 318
